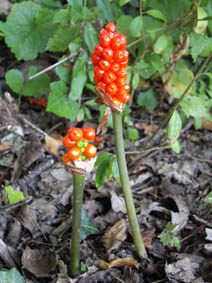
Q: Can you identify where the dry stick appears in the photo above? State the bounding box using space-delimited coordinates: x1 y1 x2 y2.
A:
70 174 85 278
29 51 80 80
142 51 212 151
112 110 147 258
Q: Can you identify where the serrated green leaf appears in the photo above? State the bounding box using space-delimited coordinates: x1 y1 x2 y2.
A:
119 0 130 6
73 51 88 77
5 186 24 204
132 72 139 89
96 0 114 22
126 128 139 140
3 2 56 60
53 9 70 25
137 89 157 110
22 73 50 97
167 110 182 140
0 268 24 283
47 81 79 121
80 209 99 240
84 22 98 53
47 26 77 52
129 16 143 38
146 9 167 22
154 34 168 54
181 96 207 118
6 69 24 94
69 71 87 100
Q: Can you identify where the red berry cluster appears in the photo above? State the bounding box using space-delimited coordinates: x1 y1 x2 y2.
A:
62 127 97 162
92 23 131 107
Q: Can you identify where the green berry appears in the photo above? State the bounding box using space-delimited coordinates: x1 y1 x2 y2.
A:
81 154 86 161
80 147 85 153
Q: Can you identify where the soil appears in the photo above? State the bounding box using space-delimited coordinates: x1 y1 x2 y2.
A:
0 41 212 283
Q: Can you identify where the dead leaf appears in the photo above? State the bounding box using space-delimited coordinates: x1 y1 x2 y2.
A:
110 191 127 213
205 228 212 241
22 246 57 278
95 87 122 113
17 204 38 234
142 232 155 251
45 135 60 155
102 219 127 252
202 118 212 131
97 106 110 135
0 142 13 152
140 123 158 136
99 257 139 270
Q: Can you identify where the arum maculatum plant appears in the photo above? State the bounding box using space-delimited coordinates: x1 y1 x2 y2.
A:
62 126 98 277
92 23 147 258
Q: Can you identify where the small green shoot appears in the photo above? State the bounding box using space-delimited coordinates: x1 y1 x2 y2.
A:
158 222 181 249
4 186 24 204
81 263 87 272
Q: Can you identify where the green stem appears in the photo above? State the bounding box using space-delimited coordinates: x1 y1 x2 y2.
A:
70 174 85 278
112 111 147 258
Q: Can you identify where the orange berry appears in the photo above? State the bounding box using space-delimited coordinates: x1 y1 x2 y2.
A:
68 128 83 142
116 89 131 103
105 23 116 33
83 127 96 141
62 152 70 164
97 81 106 89
106 83 118 96
63 135 76 148
67 146 81 161
84 144 97 158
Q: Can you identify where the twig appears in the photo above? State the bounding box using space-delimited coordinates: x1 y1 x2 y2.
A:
29 51 80 80
140 0 143 17
141 51 212 150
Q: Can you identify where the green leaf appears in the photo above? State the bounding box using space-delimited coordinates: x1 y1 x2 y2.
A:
126 128 139 140
84 106 92 119
80 209 99 240
6 69 24 94
73 51 88 77
69 71 87 100
119 0 130 6
117 15 133 37
68 37 83 53
22 73 50 97
96 0 114 22
3 2 55 60
154 34 168 54
135 61 156 79
77 107 85 121
53 9 70 25
47 26 77 52
55 62 71 84
95 152 113 167
180 96 207 118
167 110 182 140
129 16 143 38
0 268 24 283
137 89 157 110
112 159 120 181
96 158 111 188
47 81 79 121
132 72 139 89
170 140 181 154
146 9 167 22
190 32 212 61
4 186 24 204
84 22 98 53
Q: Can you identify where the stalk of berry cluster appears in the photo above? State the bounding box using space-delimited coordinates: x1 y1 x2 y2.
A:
70 173 85 277
112 110 147 258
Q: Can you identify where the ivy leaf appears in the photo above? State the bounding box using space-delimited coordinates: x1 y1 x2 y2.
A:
96 0 114 22
129 16 143 38
47 26 77 52
6 69 24 94
84 22 98 53
2 2 56 60
47 81 79 121
137 89 158 110
80 209 99 240
4 186 24 204
0 268 24 283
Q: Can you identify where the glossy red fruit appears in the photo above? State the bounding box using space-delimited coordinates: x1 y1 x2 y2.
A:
110 62 120 73
116 89 131 103
115 77 126 87
94 66 104 78
67 146 81 161
97 81 106 89
91 52 100 66
99 59 111 71
63 135 76 148
102 48 113 61
112 96 122 107
94 75 102 83
84 144 97 158
123 83 130 93
68 128 83 142
95 44 103 57
111 35 127 50
105 23 116 33
113 49 129 63
62 152 70 164
99 30 111 47
106 83 118 96
116 67 127 78
120 59 128 68
103 71 116 85
83 127 96 141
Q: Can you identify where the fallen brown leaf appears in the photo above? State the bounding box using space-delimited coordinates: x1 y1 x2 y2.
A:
202 118 212 131
99 257 139 270
45 135 61 155
140 123 158 136
0 142 13 152
102 219 127 252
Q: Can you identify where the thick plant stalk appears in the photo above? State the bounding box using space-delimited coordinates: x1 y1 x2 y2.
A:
70 174 85 277
112 110 147 258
